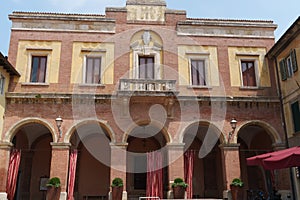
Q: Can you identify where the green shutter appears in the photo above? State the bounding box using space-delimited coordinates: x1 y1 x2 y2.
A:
291 49 298 72
279 59 287 81
291 101 300 132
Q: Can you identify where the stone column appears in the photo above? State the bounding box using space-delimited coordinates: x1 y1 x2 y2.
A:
109 143 128 200
219 143 241 199
167 143 185 198
50 142 71 200
0 142 13 200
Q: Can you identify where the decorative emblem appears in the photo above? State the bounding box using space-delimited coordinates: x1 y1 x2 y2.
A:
142 30 151 45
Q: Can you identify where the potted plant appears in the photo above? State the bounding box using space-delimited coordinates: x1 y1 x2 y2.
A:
172 178 188 199
230 178 244 200
46 177 61 200
111 177 123 200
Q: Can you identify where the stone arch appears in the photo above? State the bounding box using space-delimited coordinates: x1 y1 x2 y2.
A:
179 120 225 144
236 120 282 144
122 120 171 144
4 117 57 143
64 118 116 143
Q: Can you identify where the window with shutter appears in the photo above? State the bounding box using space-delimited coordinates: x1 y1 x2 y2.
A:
291 101 300 133
279 59 287 81
291 49 298 72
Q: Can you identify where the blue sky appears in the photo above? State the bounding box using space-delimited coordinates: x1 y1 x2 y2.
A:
1 0 299 55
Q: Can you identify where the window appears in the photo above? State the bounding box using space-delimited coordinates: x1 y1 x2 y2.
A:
279 49 298 81
0 74 5 95
286 56 294 77
191 59 206 86
241 60 257 87
30 56 47 83
85 57 101 84
291 101 300 133
139 56 154 79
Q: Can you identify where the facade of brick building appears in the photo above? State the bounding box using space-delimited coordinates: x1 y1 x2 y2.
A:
267 16 300 199
0 0 293 199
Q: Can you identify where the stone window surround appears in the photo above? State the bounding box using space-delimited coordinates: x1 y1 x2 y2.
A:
236 53 260 89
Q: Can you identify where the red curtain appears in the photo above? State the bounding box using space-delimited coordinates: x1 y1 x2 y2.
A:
67 149 78 200
184 150 195 199
6 149 21 200
146 151 163 199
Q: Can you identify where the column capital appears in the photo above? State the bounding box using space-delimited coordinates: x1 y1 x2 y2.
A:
219 143 240 151
50 142 71 149
272 143 286 150
0 142 13 150
110 142 128 149
167 142 185 150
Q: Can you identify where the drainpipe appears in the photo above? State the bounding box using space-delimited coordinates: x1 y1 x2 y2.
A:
273 57 296 199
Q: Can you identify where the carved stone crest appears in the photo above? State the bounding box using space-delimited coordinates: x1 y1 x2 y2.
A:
142 30 151 45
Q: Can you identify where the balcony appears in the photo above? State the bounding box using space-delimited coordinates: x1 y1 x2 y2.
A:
118 79 177 96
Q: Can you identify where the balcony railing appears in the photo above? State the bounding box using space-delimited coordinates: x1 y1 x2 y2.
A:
119 79 176 93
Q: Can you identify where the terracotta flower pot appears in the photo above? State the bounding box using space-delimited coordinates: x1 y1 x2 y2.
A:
230 185 243 200
46 186 61 200
112 186 123 200
173 186 185 199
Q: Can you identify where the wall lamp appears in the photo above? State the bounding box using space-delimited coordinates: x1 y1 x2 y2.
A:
55 116 63 138
227 118 237 144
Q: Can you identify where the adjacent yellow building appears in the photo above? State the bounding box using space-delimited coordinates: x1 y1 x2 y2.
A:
267 16 300 199
0 52 20 137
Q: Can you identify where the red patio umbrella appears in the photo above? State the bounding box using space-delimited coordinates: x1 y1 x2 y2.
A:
246 146 300 170
263 146 300 170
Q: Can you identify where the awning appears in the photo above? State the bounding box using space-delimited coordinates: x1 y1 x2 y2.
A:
246 146 300 170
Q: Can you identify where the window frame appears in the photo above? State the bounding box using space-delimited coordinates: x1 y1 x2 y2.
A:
286 55 294 78
26 51 50 84
190 58 207 86
188 55 210 88
239 58 259 88
82 54 104 85
30 55 47 83
0 74 5 95
279 49 298 81
290 99 300 133
138 56 155 79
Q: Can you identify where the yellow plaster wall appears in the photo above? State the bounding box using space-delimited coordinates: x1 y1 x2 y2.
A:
277 35 300 98
277 34 300 136
228 47 270 87
178 45 219 86
71 42 114 84
0 67 10 137
283 102 296 138
15 41 61 83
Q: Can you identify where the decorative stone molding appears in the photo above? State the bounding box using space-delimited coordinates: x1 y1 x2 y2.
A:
50 142 71 149
110 142 129 149
0 192 8 200
219 143 240 151
9 12 116 33
177 19 276 39
0 142 13 150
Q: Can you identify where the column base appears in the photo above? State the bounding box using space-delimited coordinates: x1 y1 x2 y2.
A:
59 191 67 200
0 192 7 200
108 191 127 200
223 189 231 200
